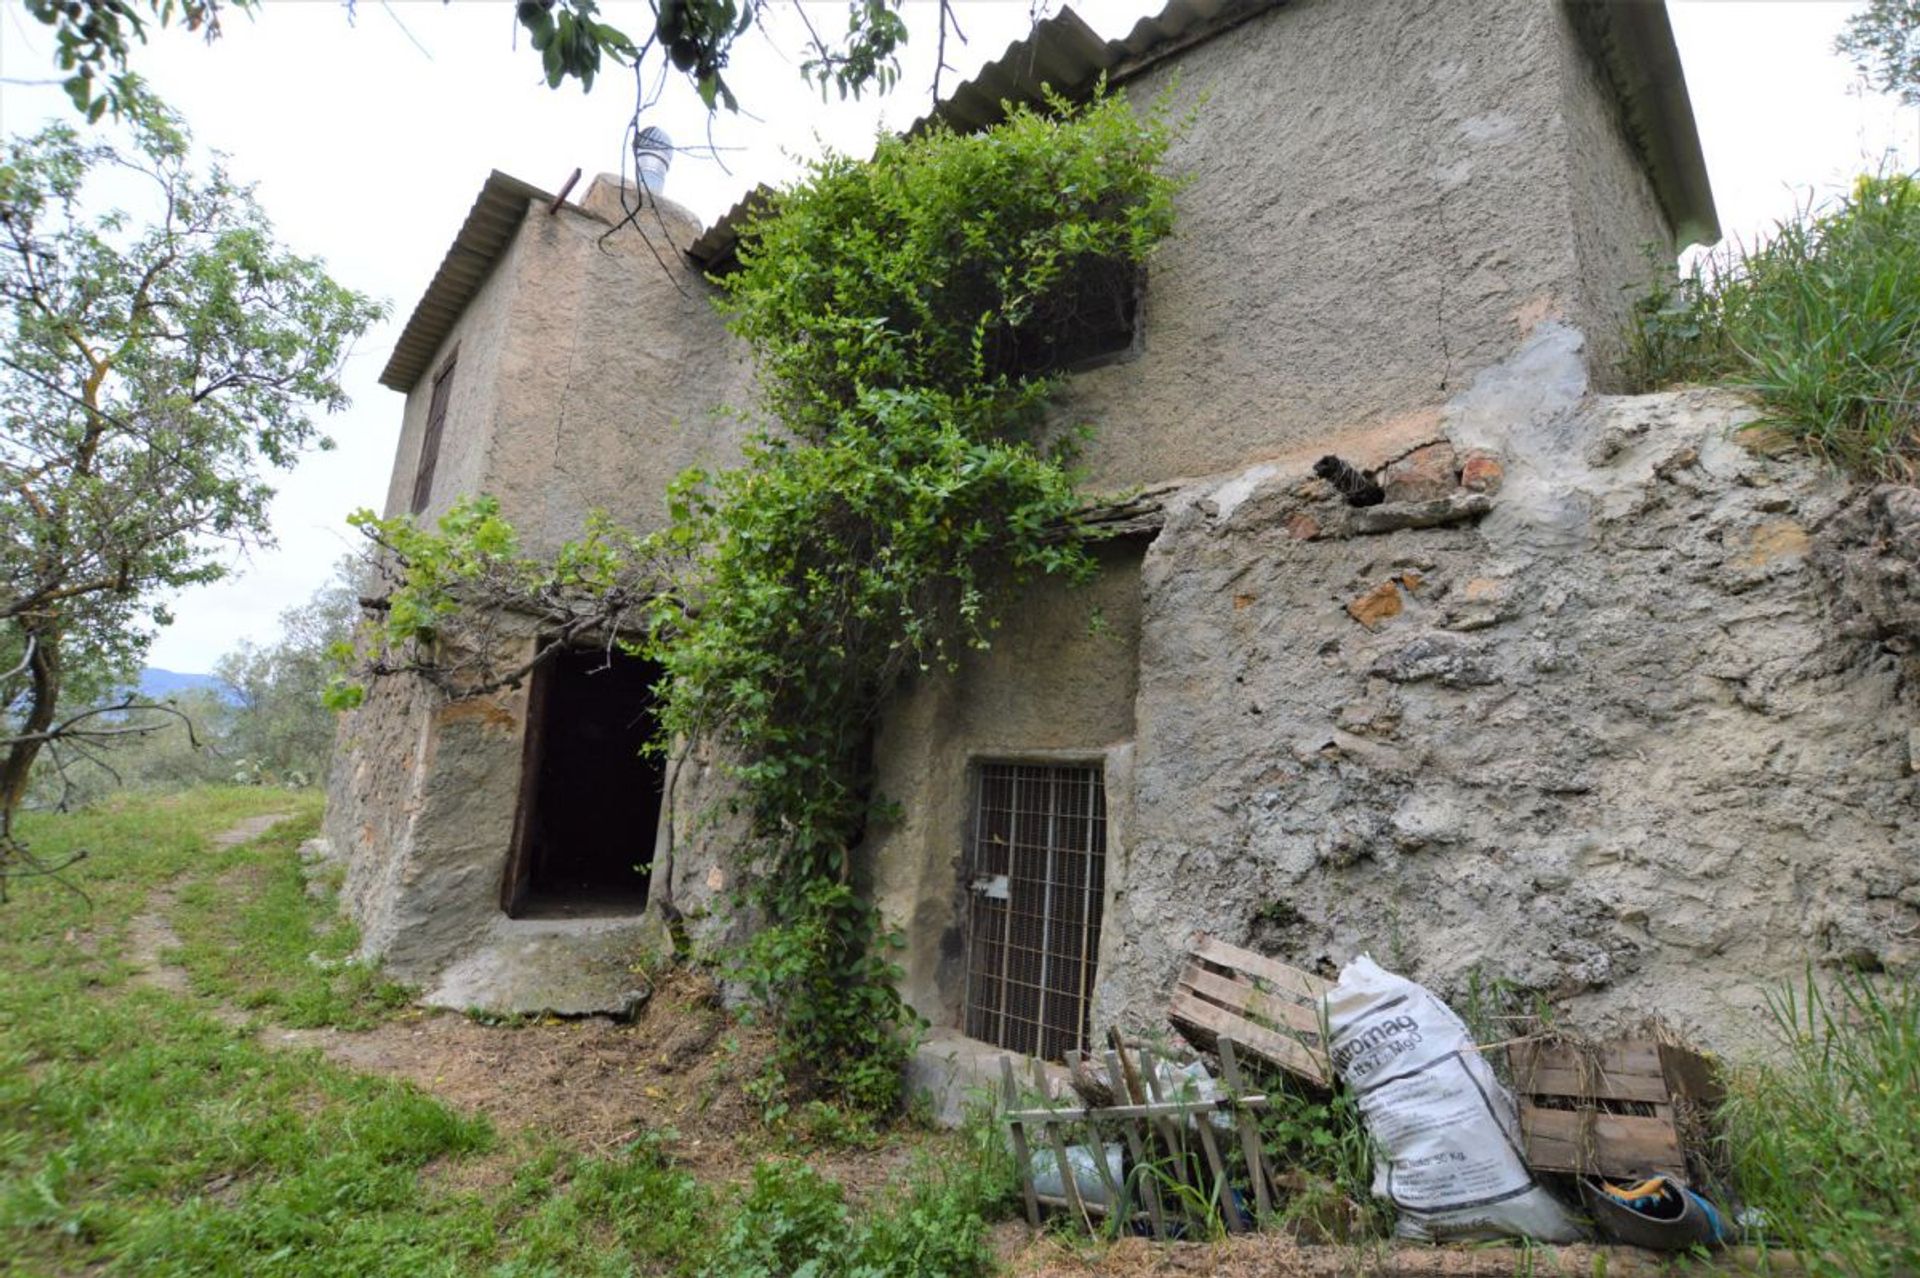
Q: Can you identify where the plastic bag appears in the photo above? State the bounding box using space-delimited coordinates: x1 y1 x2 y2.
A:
1029 1142 1126 1208
1150 1058 1234 1134
1326 955 1584 1243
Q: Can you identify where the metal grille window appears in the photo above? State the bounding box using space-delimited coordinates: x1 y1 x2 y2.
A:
964 762 1107 1061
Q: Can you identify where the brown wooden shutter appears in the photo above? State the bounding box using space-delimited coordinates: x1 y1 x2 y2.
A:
410 357 457 515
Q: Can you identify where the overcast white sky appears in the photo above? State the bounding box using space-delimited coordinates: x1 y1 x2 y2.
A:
1 1 1916 672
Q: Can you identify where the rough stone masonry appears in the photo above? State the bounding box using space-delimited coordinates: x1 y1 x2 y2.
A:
1094 324 1919 1053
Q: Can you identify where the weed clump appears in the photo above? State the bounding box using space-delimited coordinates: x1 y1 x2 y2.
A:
1624 173 1920 480
1723 971 1920 1274
702 1110 1011 1278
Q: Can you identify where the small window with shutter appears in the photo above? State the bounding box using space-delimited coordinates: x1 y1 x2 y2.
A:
410 356 457 515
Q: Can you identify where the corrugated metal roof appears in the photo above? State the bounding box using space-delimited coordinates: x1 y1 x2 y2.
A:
379 171 554 392
686 0 1719 270
1571 0 1719 247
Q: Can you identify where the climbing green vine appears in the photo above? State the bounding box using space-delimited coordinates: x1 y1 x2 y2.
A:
342 87 1181 1113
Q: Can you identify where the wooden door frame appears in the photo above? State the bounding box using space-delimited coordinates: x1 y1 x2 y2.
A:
500 652 555 915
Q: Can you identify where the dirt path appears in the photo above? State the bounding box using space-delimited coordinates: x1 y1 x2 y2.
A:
124 811 293 1007
120 810 937 1195
261 970 940 1196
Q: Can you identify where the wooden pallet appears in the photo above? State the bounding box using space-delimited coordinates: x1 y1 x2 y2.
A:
1167 934 1332 1086
1508 1039 1720 1180
1001 1036 1276 1238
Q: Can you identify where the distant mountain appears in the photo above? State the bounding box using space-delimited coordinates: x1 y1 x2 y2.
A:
137 668 238 704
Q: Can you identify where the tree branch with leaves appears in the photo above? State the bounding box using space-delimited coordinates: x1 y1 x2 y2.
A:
0 87 381 897
23 0 975 122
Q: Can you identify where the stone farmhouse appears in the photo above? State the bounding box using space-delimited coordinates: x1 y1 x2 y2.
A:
325 0 1918 1093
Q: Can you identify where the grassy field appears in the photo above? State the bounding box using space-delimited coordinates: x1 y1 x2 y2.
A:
0 790 1007 1277
6 790 1913 1276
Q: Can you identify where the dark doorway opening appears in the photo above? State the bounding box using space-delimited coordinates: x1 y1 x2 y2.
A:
503 644 663 919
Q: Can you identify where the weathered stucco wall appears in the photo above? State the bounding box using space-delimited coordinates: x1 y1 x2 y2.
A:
1094 332 1916 1055
329 180 759 1010
382 179 754 541
327 659 437 956
384 225 524 522
1053 0 1677 492
482 179 757 554
1552 3 1676 389
864 541 1146 1027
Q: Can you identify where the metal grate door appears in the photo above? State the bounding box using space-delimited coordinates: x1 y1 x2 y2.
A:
964 762 1108 1060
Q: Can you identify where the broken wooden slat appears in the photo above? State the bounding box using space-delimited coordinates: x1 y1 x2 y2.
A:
1505 1064 1672 1104
1109 1026 1149 1104
1140 1046 1202 1235
1004 1091 1269 1124
1190 934 1333 1000
1107 1048 1167 1240
1657 1041 1725 1105
1043 1092 1095 1233
1519 1104 1686 1178
1170 987 1328 1086
1190 1096 1245 1233
1217 1038 1273 1220
1510 1040 1665 1081
1001 1056 1043 1229
1179 964 1324 1037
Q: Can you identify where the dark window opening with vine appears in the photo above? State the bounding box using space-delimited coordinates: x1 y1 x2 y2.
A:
993 256 1143 378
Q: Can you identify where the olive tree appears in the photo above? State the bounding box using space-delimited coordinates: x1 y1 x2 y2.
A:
1838 0 1920 106
213 561 360 788
24 0 966 120
0 90 381 894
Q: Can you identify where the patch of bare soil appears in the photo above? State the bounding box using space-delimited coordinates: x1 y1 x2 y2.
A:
124 895 194 996
211 812 296 850
1003 1235 1722 1277
264 968 941 1196
123 812 293 1014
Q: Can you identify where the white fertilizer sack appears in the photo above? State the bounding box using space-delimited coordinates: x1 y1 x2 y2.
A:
1326 956 1584 1243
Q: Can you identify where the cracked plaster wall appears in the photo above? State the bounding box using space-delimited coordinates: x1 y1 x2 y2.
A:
1096 330 1917 1054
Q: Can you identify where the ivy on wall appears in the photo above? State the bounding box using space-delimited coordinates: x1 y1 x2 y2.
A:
340 87 1183 1112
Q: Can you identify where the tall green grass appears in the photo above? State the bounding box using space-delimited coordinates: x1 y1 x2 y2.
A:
1 790 1012 1275
1723 972 1920 1275
1625 173 1920 479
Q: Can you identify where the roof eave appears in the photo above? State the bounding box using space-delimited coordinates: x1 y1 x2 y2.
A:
379 171 555 393
1571 0 1720 250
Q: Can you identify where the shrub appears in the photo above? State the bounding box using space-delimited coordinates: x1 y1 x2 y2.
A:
1723 971 1920 1275
653 87 1181 1113
1624 173 1920 479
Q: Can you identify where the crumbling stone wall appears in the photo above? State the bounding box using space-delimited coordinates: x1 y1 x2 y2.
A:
1098 328 1918 1054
